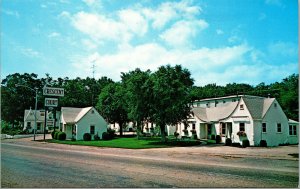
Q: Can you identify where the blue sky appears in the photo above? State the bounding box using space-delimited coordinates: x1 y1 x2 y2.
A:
1 0 298 86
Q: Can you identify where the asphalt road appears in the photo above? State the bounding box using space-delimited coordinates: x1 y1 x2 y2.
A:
1 139 299 188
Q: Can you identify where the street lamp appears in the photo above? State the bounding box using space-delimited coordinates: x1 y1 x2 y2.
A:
15 84 38 141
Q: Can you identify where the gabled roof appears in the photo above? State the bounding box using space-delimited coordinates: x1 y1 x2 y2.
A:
24 109 46 121
192 95 277 122
61 107 93 124
289 119 299 124
192 101 239 122
242 96 275 120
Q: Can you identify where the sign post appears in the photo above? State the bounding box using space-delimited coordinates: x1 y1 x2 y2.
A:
43 87 64 141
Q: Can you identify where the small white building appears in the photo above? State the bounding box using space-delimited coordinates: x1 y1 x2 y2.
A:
60 107 107 140
174 95 298 146
23 109 61 133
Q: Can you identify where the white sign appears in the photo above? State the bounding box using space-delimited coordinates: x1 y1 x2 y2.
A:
47 119 54 126
45 98 58 107
43 87 64 97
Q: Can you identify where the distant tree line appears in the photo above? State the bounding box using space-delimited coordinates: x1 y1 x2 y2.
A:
1 66 298 141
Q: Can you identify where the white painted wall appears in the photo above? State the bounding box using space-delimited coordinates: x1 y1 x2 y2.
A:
261 100 292 146
75 108 107 140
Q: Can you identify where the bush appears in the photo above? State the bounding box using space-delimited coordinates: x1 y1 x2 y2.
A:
83 133 91 141
107 128 115 139
174 132 179 139
94 133 100 140
102 132 111 140
232 142 241 147
242 139 250 148
260 140 267 147
211 135 215 140
225 138 232 146
57 132 66 140
216 135 221 144
51 131 57 139
54 132 59 140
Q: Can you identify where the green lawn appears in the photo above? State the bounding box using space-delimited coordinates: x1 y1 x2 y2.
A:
46 137 201 149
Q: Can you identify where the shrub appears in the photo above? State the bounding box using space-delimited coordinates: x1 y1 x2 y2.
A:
242 139 250 148
232 142 241 147
57 132 66 140
260 140 267 147
225 138 232 146
83 133 91 141
211 135 216 140
102 132 111 140
54 132 59 140
174 132 179 139
237 131 247 137
193 134 198 140
94 133 100 141
107 128 115 139
216 135 221 144
51 131 57 139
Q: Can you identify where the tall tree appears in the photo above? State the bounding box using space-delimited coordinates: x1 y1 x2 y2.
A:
96 82 128 136
150 65 194 142
121 68 152 137
1 73 43 126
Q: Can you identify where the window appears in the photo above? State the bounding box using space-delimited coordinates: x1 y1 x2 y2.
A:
37 123 41 130
192 123 195 130
262 123 267 133
239 123 245 132
274 103 277 108
277 123 282 133
221 124 226 135
90 125 95 135
289 125 297 135
240 104 244 110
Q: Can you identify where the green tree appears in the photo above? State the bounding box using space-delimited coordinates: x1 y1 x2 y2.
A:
96 82 128 136
150 65 194 142
1 73 45 127
121 68 152 137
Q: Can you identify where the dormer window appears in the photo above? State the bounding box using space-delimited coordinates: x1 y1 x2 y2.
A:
274 103 277 108
240 104 244 110
91 110 95 114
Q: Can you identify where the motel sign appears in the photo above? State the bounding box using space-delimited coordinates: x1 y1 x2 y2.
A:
45 98 59 107
43 87 64 97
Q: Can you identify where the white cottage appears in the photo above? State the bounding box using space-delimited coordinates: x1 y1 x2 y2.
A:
60 107 107 140
23 109 60 133
174 95 298 146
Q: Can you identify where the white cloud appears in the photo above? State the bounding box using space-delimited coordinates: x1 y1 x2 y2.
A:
58 11 71 18
160 20 208 48
268 41 298 57
48 32 61 38
71 11 148 44
70 43 252 84
2 9 20 18
216 29 224 35
81 39 97 50
20 48 41 58
142 0 202 29
118 9 148 36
